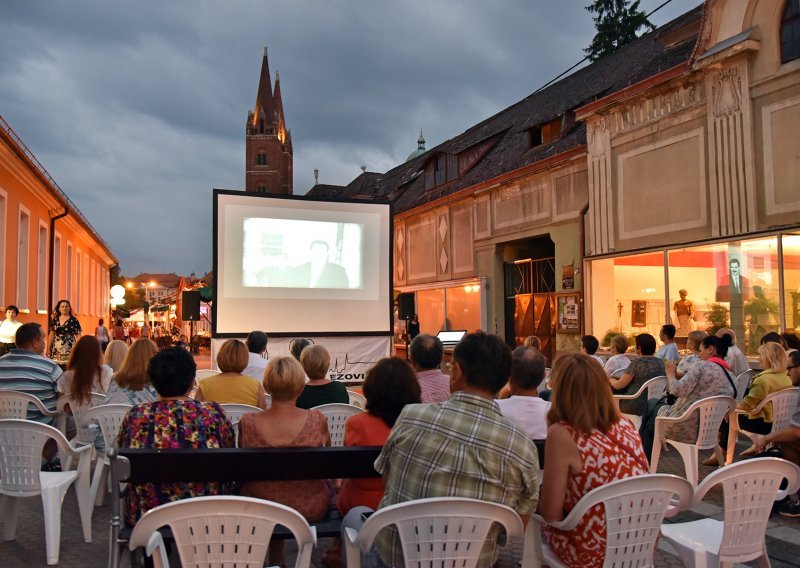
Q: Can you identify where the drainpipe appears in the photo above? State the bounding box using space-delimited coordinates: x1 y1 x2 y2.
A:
578 202 590 336
48 208 69 316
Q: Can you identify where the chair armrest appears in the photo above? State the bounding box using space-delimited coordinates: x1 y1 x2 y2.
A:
144 530 169 568
344 527 361 568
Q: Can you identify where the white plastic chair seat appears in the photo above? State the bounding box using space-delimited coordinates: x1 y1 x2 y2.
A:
128 495 317 568
660 457 800 568
220 402 263 423
725 387 799 465
0 390 59 420
650 395 736 485
523 474 693 568
82 403 132 506
347 390 367 409
614 376 667 429
0 419 93 565
313 403 364 447
344 497 523 568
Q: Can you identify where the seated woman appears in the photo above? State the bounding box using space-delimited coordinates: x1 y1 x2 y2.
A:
117 347 235 525
639 334 736 461
104 338 159 405
296 344 348 409
57 335 113 398
609 333 664 416
539 353 649 567
676 330 707 378
195 339 267 410
104 339 129 373
603 334 629 378
338 357 421 515
238 356 331 566
714 342 792 462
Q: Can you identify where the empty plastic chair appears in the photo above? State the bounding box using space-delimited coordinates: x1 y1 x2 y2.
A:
313 403 364 447
614 375 667 429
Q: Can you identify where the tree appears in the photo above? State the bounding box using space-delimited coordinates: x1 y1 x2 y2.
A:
585 0 654 61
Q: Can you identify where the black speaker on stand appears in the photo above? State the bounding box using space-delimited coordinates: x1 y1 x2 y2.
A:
182 291 201 351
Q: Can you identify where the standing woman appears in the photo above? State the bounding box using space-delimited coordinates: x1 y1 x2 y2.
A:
48 299 82 368
0 305 23 357
95 318 110 353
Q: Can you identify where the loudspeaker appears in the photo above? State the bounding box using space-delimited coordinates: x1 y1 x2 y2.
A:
182 291 201 321
397 292 415 320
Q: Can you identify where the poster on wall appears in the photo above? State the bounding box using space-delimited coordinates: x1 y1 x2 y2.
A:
632 300 647 327
556 292 581 334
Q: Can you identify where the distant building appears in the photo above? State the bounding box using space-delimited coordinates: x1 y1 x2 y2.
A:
125 272 182 305
246 47 293 195
0 114 117 330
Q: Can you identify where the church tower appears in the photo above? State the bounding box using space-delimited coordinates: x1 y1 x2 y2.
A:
246 47 293 194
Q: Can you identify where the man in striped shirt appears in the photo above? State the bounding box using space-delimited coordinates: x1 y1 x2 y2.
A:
0 322 62 425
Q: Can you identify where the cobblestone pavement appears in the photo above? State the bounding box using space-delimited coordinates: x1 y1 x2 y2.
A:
1 443 798 567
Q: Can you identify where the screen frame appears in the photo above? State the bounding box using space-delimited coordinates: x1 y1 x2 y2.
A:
212 188 394 338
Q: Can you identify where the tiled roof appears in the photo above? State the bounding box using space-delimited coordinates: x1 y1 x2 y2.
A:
306 5 702 214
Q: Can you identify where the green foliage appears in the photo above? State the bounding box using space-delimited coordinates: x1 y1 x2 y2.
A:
705 303 730 335
601 328 635 350
743 296 779 317
585 0 654 61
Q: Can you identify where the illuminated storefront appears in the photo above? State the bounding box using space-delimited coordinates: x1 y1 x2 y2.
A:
398 278 485 336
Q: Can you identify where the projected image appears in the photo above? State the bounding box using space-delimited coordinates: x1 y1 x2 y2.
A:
242 218 363 289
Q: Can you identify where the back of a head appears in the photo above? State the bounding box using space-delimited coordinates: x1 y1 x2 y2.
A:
716 327 737 345
758 341 788 372
760 332 788 349
580 335 600 355
115 338 158 391
264 356 305 402
68 336 104 403
790 350 800 370
510 346 546 391
300 344 330 380
363 358 421 427
289 338 313 361
547 353 618 435
635 333 657 356
703 334 731 359
661 324 676 340
452 331 511 393
148 347 196 397
523 335 541 349
610 334 628 354
409 334 443 370
104 340 129 372
781 333 800 351
14 322 42 349
246 331 268 354
687 330 708 351
216 339 249 373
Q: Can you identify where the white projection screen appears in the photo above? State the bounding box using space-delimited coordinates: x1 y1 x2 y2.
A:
213 190 393 336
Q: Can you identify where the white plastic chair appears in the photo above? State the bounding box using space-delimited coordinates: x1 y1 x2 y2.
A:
347 390 367 409
82 403 132 506
661 457 800 568
344 497 523 568
128 495 317 568
313 403 364 447
0 390 59 421
0 419 93 565
614 376 667 429
649 395 736 485
725 387 799 465
220 402 263 423
56 392 107 445
524 474 693 568
734 369 757 402
194 369 219 383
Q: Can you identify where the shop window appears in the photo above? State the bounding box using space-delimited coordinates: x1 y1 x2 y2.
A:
781 0 800 64
446 284 482 332
416 289 445 334
782 233 800 334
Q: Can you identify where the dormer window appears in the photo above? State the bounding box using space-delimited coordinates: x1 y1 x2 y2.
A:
256 152 268 166
781 0 800 64
530 116 563 148
425 153 459 190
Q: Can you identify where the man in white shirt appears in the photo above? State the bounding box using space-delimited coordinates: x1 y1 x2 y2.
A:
409 334 451 403
242 331 269 380
716 328 749 376
496 346 550 439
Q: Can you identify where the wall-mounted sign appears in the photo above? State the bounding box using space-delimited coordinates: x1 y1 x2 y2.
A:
562 264 575 290
556 292 581 334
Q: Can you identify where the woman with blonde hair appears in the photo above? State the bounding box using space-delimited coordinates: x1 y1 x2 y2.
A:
195 339 267 409
105 338 159 405
104 340 129 373
538 353 648 567
296 344 348 409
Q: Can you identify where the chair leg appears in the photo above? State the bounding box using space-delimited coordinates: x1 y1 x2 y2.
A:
757 543 771 568
41 490 64 565
673 442 699 485
91 460 107 507
725 413 739 465
76 472 93 542
650 437 662 473
3 496 21 540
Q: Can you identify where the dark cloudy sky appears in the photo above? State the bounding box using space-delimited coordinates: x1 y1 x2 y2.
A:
0 0 701 276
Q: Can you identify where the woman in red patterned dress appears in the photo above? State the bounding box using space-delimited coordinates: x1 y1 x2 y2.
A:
538 352 649 567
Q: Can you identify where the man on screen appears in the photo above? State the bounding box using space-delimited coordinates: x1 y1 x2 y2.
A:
290 240 349 289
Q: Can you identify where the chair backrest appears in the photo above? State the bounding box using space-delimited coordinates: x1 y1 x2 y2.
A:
220 403 263 424
645 376 667 399
56 392 107 443
82 404 132 453
195 369 219 382
313 403 364 447
689 395 737 448
694 458 800 563
0 390 50 419
347 390 366 409
734 370 756 402
129 495 317 567
353 497 523 568
0 419 71 495
757 387 799 432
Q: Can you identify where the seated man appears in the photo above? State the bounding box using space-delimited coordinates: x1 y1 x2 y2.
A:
354 331 540 567
242 330 269 380
655 324 679 361
0 322 62 425
409 333 450 403
496 346 550 439
580 335 605 366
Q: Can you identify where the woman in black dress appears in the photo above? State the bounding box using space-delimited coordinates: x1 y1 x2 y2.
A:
48 299 82 368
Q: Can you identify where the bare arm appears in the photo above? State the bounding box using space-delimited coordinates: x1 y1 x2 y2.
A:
538 423 581 522
610 372 633 390
256 384 267 410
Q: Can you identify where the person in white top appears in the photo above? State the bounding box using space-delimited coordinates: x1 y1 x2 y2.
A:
716 328 749 376
0 305 23 357
496 346 551 439
409 334 451 404
604 334 630 378
242 330 269 380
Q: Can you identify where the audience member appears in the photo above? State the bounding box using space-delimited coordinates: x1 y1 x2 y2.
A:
0 305 22 357
655 324 679 361
57 335 112 399
408 333 450 403
111 319 126 342
539 353 648 566
195 339 267 409
296 345 348 408
48 299 82 368
496 346 550 439
676 330 707 377
117 347 235 525
239 356 330 566
243 330 269 379
104 340 129 373
104 338 159 405
349 331 539 568
524 335 542 350
761 331 788 349
580 334 604 366
0 322 62 424
609 333 664 416
639 334 735 460
716 328 749 376
289 337 313 361
781 332 800 353
603 334 629 378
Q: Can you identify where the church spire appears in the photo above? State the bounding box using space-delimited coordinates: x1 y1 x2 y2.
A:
252 46 276 131
273 70 286 140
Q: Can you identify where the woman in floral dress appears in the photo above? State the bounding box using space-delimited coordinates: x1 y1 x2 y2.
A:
48 299 81 368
